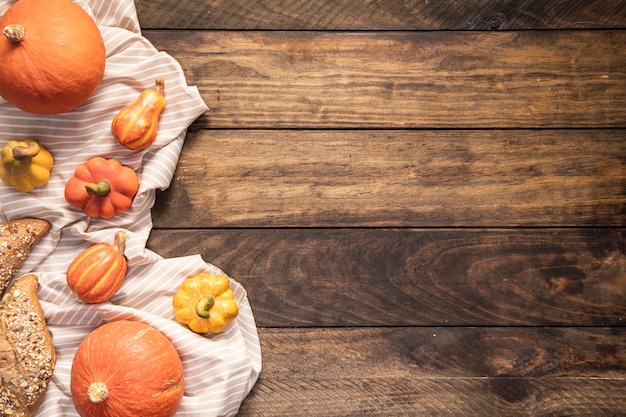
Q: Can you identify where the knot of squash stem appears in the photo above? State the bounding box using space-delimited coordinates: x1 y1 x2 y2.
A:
87 381 108 404
12 142 40 161
195 295 215 319
113 231 126 254
84 180 111 196
3 24 25 43
154 77 165 96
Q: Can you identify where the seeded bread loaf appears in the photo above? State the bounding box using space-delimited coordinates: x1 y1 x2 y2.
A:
0 274 56 417
0 218 51 295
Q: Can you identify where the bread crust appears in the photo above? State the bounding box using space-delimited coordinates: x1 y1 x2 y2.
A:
0 274 56 417
0 219 51 295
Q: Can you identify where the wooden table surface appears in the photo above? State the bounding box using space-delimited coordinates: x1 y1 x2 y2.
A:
137 1 626 415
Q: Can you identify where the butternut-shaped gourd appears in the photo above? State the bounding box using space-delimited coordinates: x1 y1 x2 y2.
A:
66 231 127 304
0 139 53 192
111 78 166 151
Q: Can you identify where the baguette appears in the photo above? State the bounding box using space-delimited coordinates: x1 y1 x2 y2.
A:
0 274 56 417
0 218 51 295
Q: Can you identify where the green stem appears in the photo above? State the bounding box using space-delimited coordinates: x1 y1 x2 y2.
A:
84 180 111 196
195 296 215 319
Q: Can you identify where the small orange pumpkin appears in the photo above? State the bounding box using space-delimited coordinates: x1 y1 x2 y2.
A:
0 0 106 114
71 320 184 417
66 231 127 304
112 78 167 151
64 157 140 219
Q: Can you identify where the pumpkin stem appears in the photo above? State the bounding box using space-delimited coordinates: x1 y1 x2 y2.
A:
113 231 126 254
84 180 111 196
154 77 165 96
195 295 215 319
3 24 25 43
87 382 108 404
12 142 40 161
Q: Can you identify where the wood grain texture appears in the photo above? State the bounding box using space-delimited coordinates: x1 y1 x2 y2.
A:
239 377 626 416
235 327 626 416
140 1 626 414
145 30 626 129
253 327 626 378
151 129 626 228
147 228 626 327
135 0 626 30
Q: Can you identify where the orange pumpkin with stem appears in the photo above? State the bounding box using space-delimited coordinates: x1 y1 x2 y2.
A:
0 0 106 114
70 320 184 417
64 157 140 219
66 231 128 304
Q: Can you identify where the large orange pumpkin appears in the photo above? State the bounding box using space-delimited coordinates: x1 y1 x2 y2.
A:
0 0 106 114
70 320 185 417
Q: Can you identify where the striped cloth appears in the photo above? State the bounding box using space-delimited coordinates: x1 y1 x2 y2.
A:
0 1 262 416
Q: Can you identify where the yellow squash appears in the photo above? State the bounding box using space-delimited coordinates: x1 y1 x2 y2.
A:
0 139 53 192
173 272 239 334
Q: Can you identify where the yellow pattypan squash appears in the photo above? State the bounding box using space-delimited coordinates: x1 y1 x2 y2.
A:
173 272 239 334
0 139 53 192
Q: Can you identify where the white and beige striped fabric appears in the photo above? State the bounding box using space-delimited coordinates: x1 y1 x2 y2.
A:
0 1 262 416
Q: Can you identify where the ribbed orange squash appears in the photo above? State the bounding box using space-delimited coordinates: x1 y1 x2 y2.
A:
64 156 140 219
66 231 127 304
0 0 106 114
71 320 184 417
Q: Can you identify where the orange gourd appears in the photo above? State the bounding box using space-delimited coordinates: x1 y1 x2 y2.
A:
64 157 140 219
112 78 167 151
66 231 127 304
0 0 106 114
71 320 184 417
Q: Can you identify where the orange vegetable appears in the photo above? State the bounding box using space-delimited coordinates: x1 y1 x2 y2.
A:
64 157 139 219
71 320 184 417
0 0 106 114
112 78 166 151
66 231 127 304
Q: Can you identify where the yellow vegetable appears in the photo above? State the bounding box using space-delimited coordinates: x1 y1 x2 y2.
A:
173 272 239 334
0 139 54 192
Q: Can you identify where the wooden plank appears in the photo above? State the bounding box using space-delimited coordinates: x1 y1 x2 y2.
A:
236 327 626 416
135 0 626 30
146 228 626 327
151 129 626 228
145 30 626 129
239 377 626 416
253 327 626 378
